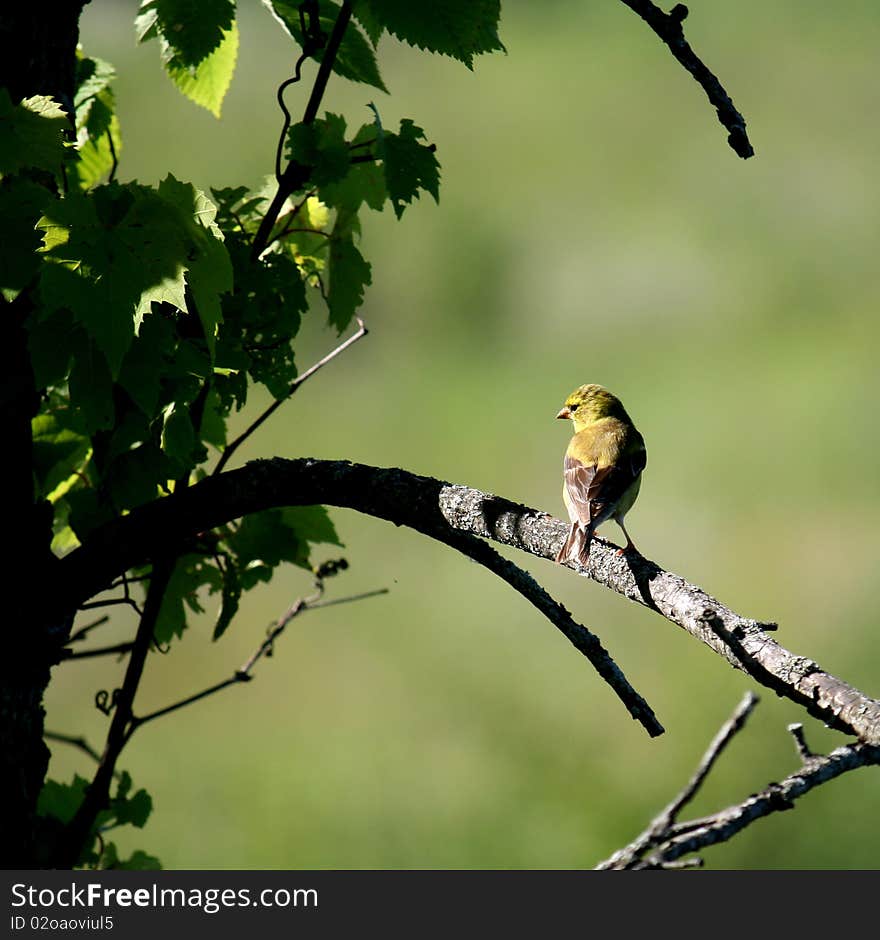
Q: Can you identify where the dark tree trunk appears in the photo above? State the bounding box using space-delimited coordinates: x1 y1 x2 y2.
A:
0 0 89 868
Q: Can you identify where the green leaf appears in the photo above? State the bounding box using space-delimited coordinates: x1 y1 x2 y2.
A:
52 521 81 556
379 118 440 219
71 55 121 189
31 413 91 500
161 401 197 464
0 176 51 301
157 174 232 354
166 20 239 117
319 122 387 212
282 505 343 554
27 311 78 389
101 844 163 870
200 387 228 448
152 554 222 644
0 90 68 176
72 111 121 190
216 233 305 403
106 408 152 461
107 772 153 828
67 488 117 542
286 114 351 188
228 510 299 588
357 0 504 67
137 0 237 68
267 0 387 92
227 506 343 588
38 775 89 825
74 55 117 113
117 314 176 417
123 850 163 870
275 194 330 270
211 184 267 232
353 1 385 46
39 774 150 869
38 186 181 375
212 557 241 640
320 159 386 212
105 442 176 510
68 336 115 433
38 180 231 373
326 224 371 332
38 264 140 380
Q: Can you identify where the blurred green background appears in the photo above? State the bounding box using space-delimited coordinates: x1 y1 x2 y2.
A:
46 0 880 868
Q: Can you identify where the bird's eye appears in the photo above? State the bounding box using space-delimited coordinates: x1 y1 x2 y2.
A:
569 403 579 412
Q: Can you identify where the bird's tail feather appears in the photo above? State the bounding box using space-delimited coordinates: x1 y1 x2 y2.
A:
577 525 594 566
555 523 579 564
556 523 593 566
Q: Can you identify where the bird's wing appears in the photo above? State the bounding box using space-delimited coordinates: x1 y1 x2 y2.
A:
562 454 598 528
564 446 646 527
629 447 647 478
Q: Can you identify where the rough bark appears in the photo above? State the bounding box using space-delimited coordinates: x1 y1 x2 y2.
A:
53 458 880 745
0 0 89 868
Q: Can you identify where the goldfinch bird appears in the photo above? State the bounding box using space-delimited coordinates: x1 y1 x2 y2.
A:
555 383 646 566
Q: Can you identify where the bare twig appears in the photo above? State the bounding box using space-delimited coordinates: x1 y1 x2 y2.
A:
597 697 880 869
78 597 143 616
212 317 368 475
108 573 150 590
306 587 388 610
127 585 386 733
788 723 815 763
44 731 103 764
662 857 704 869
652 692 757 829
598 704 880 869
67 615 110 644
61 641 134 662
54 460 880 745
596 692 758 868
646 742 880 865
620 0 754 158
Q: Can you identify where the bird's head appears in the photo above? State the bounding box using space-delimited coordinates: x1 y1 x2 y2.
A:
556 384 628 431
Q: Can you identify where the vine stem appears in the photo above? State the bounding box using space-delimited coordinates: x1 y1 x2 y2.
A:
251 0 354 260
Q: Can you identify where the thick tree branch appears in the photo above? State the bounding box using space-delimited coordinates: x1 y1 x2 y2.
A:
53 459 880 744
620 0 754 158
55 460 662 736
597 696 880 869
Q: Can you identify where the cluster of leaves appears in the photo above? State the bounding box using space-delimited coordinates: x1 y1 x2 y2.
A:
38 773 158 869
3 0 503 867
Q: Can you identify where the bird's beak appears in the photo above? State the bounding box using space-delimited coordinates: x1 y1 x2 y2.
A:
556 406 571 420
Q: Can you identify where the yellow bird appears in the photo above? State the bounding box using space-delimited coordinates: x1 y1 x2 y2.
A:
555 384 646 565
